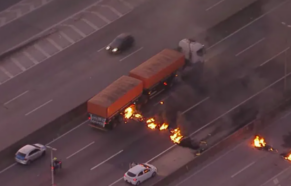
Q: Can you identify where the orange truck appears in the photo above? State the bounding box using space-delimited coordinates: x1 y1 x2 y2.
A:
88 49 185 129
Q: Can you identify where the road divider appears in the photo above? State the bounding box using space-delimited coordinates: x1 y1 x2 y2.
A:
151 97 291 186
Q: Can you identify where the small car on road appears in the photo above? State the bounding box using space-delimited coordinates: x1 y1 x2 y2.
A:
106 33 134 53
15 144 46 165
124 163 157 185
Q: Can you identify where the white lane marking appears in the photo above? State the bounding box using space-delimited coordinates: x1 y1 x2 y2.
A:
59 31 75 44
46 38 63 51
10 57 26 71
260 166 291 186
206 0 226 11
281 110 291 119
85 10 111 24
66 141 95 159
120 47 143 61
4 90 29 105
0 120 89 174
235 38 265 56
82 18 99 30
34 44 50 58
0 66 13 78
231 161 256 178
102 5 122 17
119 0 134 9
0 163 16 174
175 141 246 186
0 17 5 25
259 47 290 66
63 24 86 38
90 150 123 170
273 178 279 184
207 0 289 50
98 47 105 52
25 99 53 116
181 97 209 115
23 51 38 64
108 145 177 186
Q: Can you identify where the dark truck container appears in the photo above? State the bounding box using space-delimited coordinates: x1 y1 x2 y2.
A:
129 49 185 100
87 75 143 130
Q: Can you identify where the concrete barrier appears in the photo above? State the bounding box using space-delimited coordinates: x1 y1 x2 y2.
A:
152 97 291 186
0 102 87 168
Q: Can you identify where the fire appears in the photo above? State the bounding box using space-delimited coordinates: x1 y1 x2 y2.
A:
170 128 183 144
133 113 144 121
159 123 169 131
124 105 135 119
146 118 157 129
253 136 266 148
285 154 291 161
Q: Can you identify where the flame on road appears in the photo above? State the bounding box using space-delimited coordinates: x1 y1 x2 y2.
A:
253 136 266 148
124 105 135 119
170 128 183 144
285 154 291 161
159 123 169 131
146 118 157 129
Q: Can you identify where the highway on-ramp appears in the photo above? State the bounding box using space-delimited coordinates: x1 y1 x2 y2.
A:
0 0 290 185
170 109 291 186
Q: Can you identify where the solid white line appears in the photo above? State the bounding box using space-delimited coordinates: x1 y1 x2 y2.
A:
0 163 16 174
206 0 226 11
259 47 290 66
260 166 291 186
120 47 143 61
102 5 122 17
281 110 291 119
10 57 26 71
235 38 265 56
86 10 111 24
4 90 29 105
231 161 256 178
0 66 13 78
66 141 95 159
23 51 38 64
59 31 75 44
175 141 245 186
207 0 289 50
90 150 123 170
34 44 50 58
25 100 53 116
181 97 209 115
46 38 63 51
82 18 99 30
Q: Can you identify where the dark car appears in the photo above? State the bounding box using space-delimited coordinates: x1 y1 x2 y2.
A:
106 33 134 53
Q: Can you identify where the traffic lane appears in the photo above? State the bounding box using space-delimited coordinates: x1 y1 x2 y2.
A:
262 166 291 186
0 0 104 53
0 0 259 102
57 128 174 186
0 121 153 186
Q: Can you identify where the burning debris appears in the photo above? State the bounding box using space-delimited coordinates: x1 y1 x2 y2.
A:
170 128 184 144
252 135 276 152
253 135 266 148
283 153 291 161
123 104 183 145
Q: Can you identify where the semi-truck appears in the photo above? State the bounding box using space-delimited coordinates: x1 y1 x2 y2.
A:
88 40 205 130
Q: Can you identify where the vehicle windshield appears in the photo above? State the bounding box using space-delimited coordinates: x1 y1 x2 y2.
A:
111 38 123 47
16 152 26 157
127 171 136 177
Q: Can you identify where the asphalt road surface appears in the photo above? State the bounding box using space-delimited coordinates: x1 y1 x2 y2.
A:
169 109 291 186
0 0 291 185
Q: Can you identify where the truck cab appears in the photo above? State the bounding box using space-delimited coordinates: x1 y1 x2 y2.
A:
178 38 205 64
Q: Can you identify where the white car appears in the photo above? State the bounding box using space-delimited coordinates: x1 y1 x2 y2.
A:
15 144 46 165
124 163 157 185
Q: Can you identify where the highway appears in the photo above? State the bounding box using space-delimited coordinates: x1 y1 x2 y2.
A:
0 0 290 185
170 109 291 186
